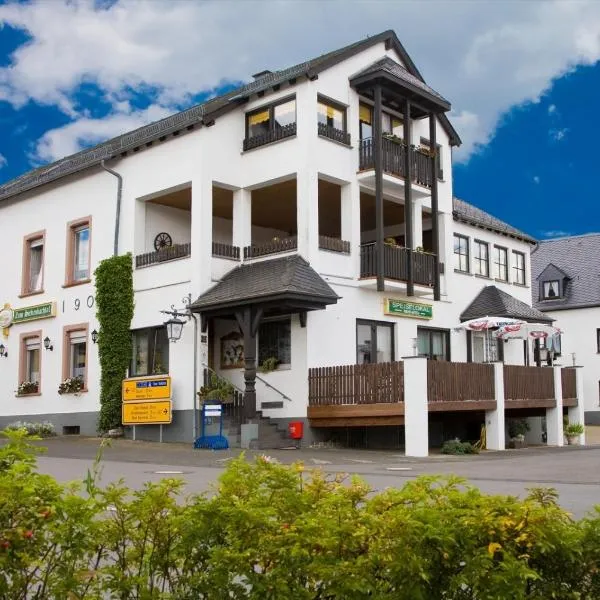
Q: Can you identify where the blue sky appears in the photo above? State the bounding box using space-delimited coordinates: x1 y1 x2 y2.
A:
1 0 600 240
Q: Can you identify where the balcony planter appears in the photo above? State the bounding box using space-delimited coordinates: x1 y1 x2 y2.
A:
16 381 39 396
58 375 85 395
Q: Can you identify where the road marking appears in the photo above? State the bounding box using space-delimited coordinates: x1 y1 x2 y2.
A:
346 458 374 464
153 470 184 474
386 467 413 471
310 459 332 465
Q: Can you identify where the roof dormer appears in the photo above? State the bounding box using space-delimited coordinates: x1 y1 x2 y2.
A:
537 263 570 301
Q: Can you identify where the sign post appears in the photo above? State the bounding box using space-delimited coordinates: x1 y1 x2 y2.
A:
194 403 229 450
122 376 173 438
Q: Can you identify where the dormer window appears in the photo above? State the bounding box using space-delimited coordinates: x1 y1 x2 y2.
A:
244 96 296 151
542 280 560 299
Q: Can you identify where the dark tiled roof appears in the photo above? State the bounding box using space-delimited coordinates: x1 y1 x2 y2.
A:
460 285 553 323
351 56 450 107
191 255 339 311
531 234 600 310
453 198 536 244
0 30 460 204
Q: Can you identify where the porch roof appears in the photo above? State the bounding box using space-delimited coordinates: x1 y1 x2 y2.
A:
460 285 554 324
190 255 339 316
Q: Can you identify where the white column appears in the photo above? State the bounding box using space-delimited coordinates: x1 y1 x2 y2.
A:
486 362 506 451
190 174 213 297
403 356 429 457
296 169 319 263
437 210 452 297
412 197 423 249
233 187 252 256
546 366 564 447
568 367 586 445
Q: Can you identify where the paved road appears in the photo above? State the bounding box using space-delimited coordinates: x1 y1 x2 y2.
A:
29 437 600 519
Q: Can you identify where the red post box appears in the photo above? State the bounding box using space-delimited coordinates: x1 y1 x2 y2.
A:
288 421 304 440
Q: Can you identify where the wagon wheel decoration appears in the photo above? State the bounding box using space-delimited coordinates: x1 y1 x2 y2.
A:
153 232 173 251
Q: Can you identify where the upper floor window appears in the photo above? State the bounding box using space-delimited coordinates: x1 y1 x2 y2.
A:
63 325 88 387
359 103 403 141
244 97 296 151
453 234 469 272
258 317 291 367
22 231 45 295
66 217 91 286
493 246 508 281
542 280 560 299
473 240 489 277
131 326 169 376
317 96 350 145
513 251 526 285
19 332 41 393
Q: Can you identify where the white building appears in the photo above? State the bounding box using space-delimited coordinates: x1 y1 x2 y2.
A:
0 30 575 450
531 234 600 423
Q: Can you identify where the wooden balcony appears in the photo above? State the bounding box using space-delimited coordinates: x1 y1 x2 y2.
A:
561 368 578 407
135 242 191 268
212 242 240 260
358 137 433 188
318 235 350 254
360 243 435 287
243 235 297 259
504 365 556 409
317 122 351 145
243 122 297 151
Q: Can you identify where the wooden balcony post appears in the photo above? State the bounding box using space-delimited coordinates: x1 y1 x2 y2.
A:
546 366 564 446
429 112 441 301
403 99 414 296
486 362 506 451
403 356 428 457
373 84 385 292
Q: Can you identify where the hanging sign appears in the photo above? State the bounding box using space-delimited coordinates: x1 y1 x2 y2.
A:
122 400 172 425
384 297 433 320
122 376 171 401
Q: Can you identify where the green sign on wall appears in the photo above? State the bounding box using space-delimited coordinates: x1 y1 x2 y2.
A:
384 298 433 320
12 302 56 324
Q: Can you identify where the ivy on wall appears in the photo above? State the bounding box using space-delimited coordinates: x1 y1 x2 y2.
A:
94 254 134 432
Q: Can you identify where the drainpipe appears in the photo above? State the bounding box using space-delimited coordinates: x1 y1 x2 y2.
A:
100 160 123 256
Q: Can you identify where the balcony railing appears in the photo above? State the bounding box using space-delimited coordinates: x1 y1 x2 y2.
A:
360 243 435 287
244 235 297 259
243 122 297 151
212 242 240 260
135 242 191 268
318 235 351 254
358 137 433 188
317 122 351 145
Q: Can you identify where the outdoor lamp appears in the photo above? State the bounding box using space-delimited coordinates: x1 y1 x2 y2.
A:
91 329 99 344
165 316 185 342
43 336 53 351
0 343 7 358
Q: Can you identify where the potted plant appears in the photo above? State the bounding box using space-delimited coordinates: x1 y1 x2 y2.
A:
259 357 280 373
198 373 235 404
507 418 530 449
384 237 398 247
16 381 39 396
58 375 85 395
564 422 584 445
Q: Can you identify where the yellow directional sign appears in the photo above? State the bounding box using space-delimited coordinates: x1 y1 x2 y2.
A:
122 376 171 401
122 400 172 425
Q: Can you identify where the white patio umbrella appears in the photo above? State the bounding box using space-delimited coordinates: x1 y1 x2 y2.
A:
456 316 526 332
494 322 562 340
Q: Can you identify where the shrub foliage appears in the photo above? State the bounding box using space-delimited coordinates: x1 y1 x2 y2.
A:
1 431 600 598
94 253 134 432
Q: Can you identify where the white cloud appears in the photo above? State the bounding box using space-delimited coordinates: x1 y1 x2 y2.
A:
533 175 540 184
0 153 6 169
33 104 171 162
548 104 557 114
2 0 600 164
550 127 569 141
541 230 572 238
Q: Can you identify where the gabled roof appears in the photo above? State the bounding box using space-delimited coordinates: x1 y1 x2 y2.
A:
536 262 570 282
453 198 536 244
350 56 450 110
531 233 600 311
190 255 339 312
0 30 460 204
460 285 553 323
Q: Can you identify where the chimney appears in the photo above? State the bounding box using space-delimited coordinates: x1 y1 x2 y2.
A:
252 70 272 80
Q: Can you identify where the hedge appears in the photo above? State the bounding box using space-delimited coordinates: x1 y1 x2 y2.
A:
1 430 600 599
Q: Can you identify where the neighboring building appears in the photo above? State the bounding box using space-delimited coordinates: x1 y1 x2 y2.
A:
532 234 600 423
0 30 557 448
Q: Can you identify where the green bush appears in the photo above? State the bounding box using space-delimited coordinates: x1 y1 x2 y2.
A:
4 421 56 437
441 438 479 455
2 431 600 598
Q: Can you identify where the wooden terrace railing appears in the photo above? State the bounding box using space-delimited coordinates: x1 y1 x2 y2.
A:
360 243 435 287
318 235 351 254
427 361 495 404
504 365 555 401
561 368 577 402
243 122 297 151
135 242 191 268
212 242 240 260
318 122 351 145
308 362 404 406
244 235 298 259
